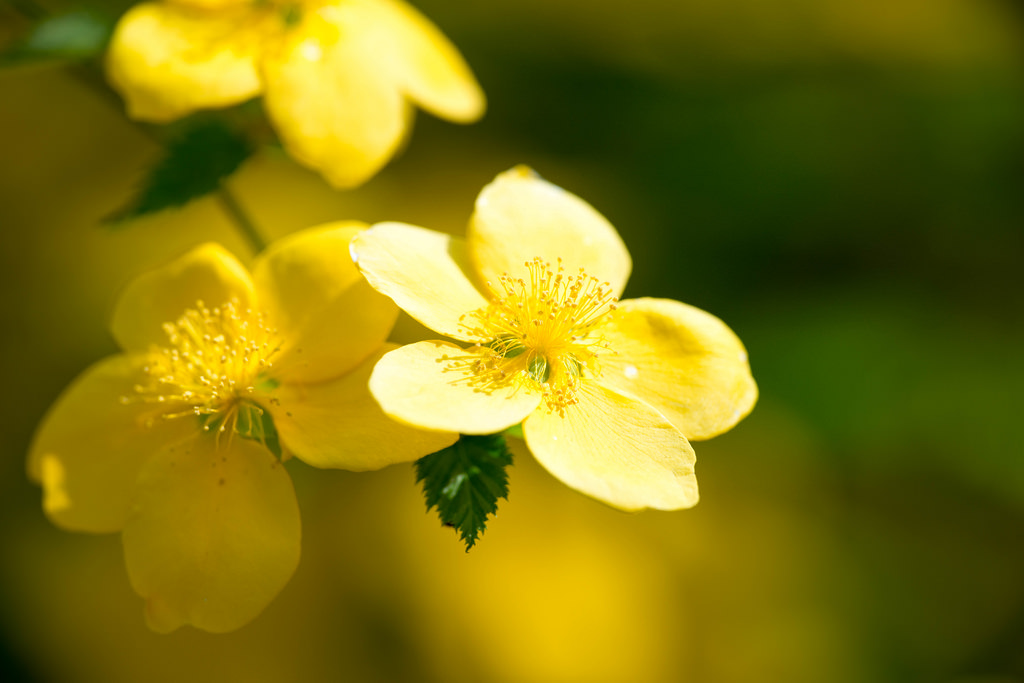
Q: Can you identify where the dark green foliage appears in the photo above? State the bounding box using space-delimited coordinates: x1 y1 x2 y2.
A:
1 9 113 66
415 434 514 550
106 120 253 224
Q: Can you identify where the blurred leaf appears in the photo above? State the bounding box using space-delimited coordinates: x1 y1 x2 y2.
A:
106 120 253 225
416 434 513 550
0 9 114 66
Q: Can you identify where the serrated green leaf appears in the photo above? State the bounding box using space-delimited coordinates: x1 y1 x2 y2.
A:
415 434 513 550
105 120 253 225
1 9 114 67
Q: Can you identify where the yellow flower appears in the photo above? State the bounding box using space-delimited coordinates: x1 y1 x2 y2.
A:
105 0 485 188
27 224 456 633
351 167 758 511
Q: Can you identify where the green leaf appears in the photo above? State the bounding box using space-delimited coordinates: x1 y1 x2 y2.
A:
1 9 114 67
504 422 524 439
105 120 253 225
415 434 514 550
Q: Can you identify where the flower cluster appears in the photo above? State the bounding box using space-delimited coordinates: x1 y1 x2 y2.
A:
29 0 757 635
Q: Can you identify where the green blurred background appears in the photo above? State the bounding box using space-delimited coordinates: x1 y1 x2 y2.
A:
2 0 1023 681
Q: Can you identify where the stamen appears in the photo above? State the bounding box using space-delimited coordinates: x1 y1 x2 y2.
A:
123 298 282 436
456 258 617 412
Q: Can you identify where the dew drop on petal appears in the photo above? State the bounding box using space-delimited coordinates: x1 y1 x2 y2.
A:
623 364 639 379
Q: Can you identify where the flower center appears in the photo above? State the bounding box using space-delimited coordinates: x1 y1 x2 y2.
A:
459 258 617 413
125 299 282 442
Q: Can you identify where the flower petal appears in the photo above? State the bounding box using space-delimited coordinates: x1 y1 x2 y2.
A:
468 166 633 298
261 9 408 188
106 3 264 122
523 382 698 511
369 341 542 435
27 354 196 533
110 243 255 353
166 0 251 9
251 222 398 383
358 0 485 122
351 222 490 341
270 344 458 470
597 298 757 440
123 435 300 633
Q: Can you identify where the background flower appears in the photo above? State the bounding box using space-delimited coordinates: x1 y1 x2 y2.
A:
106 0 486 188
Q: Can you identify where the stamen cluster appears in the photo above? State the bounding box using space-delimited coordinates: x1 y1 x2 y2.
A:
125 299 281 434
459 258 617 412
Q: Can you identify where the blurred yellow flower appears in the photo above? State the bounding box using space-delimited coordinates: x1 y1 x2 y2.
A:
352 166 758 511
27 223 456 633
106 0 485 188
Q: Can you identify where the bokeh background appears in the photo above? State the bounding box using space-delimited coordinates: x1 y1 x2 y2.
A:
2 0 1024 681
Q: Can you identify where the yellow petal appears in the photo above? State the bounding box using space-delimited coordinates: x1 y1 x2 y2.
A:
251 222 397 383
165 0 251 9
359 0 485 122
106 3 264 122
27 354 196 533
110 243 255 353
523 382 698 511
261 10 408 188
369 341 542 434
351 222 490 342
123 435 300 633
468 166 633 298
597 298 757 440
270 344 458 470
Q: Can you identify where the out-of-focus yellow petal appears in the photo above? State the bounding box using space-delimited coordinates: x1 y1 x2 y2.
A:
165 0 250 10
261 10 408 188
359 0 485 122
597 298 757 440
106 3 265 122
369 341 542 434
270 344 458 470
252 222 397 383
351 222 490 342
110 243 255 353
27 355 196 533
523 382 698 511
469 166 633 298
123 435 300 634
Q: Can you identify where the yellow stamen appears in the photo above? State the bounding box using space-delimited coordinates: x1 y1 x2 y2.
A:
124 299 281 443
458 258 617 413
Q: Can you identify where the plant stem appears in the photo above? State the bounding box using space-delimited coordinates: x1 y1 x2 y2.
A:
217 184 267 254
10 0 271 255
